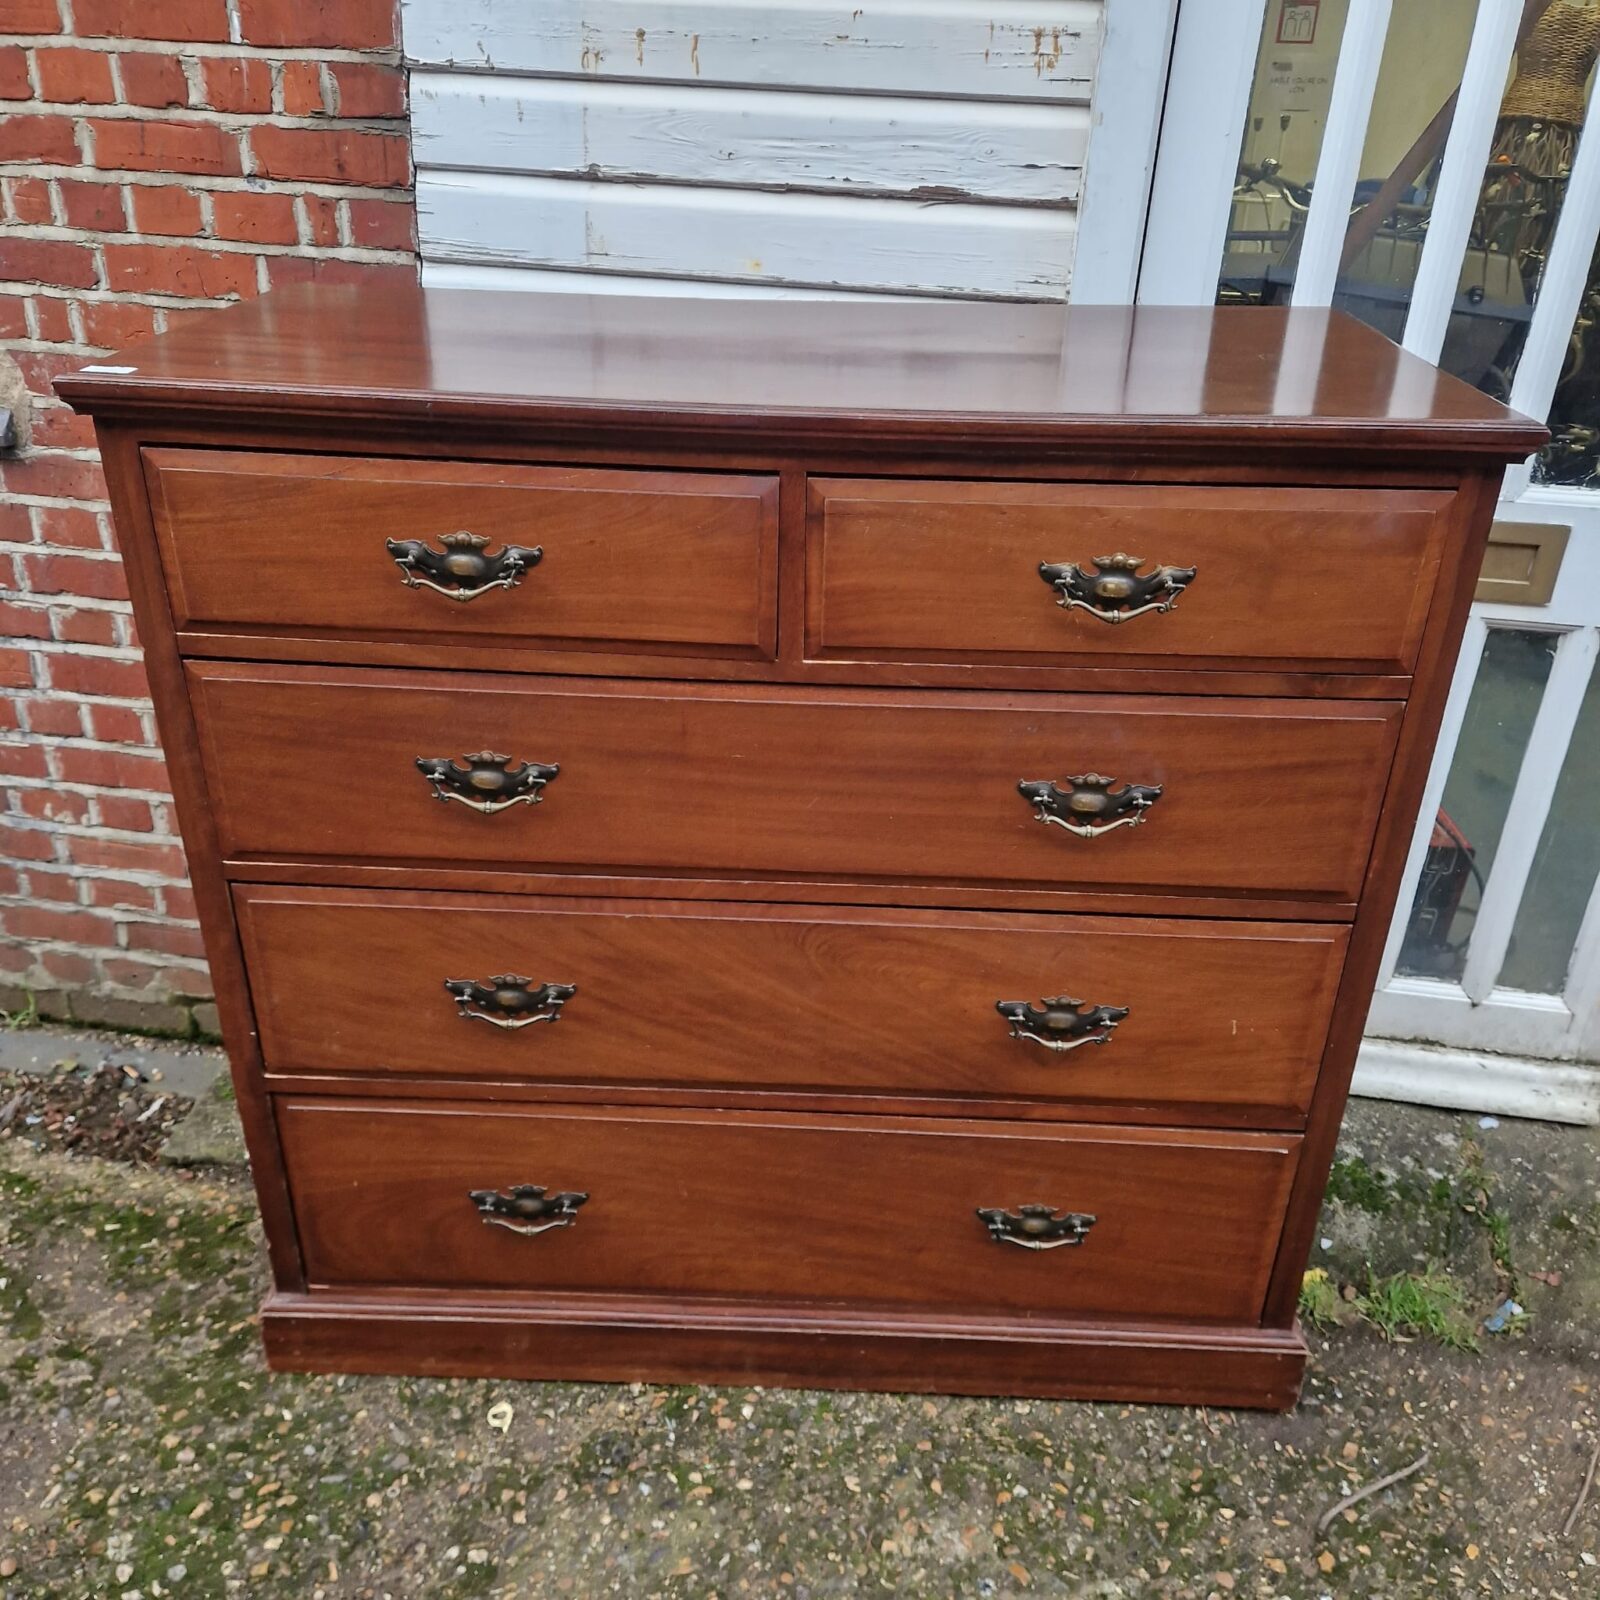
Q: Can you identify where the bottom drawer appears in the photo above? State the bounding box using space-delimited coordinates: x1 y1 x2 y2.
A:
277 1099 1300 1325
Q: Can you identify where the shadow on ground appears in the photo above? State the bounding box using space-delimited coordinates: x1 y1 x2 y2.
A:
0 1057 1596 1598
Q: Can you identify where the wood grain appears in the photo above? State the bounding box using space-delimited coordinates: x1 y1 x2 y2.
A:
276 1097 1300 1324
235 886 1347 1118
146 449 778 659
189 664 1403 900
808 479 1452 674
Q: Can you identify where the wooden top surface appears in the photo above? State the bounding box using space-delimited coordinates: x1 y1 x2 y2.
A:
57 282 1545 458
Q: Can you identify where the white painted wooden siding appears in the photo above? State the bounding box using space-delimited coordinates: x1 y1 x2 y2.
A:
402 0 1107 299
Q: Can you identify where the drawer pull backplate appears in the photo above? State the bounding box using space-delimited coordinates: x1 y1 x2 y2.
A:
1039 552 1196 623
386 530 542 601
1018 774 1162 838
996 995 1129 1052
977 1204 1097 1250
469 1184 588 1236
417 750 560 814
445 974 577 1029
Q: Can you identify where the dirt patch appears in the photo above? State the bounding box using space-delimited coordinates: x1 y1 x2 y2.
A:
0 1062 194 1166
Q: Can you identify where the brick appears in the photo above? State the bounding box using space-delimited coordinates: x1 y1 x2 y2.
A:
0 864 19 895
2 904 114 945
104 241 256 299
58 176 126 231
0 237 97 288
347 195 420 252
0 47 31 101
15 348 82 395
0 112 80 163
0 805 55 845
0 601 50 640
5 174 53 224
123 918 206 958
51 605 119 645
238 0 396 49
68 835 185 876
22 695 82 734
115 50 189 108
72 0 229 43
24 550 129 601
162 883 195 920
0 504 28 541
128 181 203 236
249 124 407 187
33 503 103 548
0 649 35 689
53 744 165 791
18 789 90 827
0 0 63 33
199 55 271 113
1 453 107 500
211 188 296 244
280 60 324 117
94 797 154 834
329 60 405 119
33 45 115 103
87 876 159 912
28 291 71 341
38 947 94 985
28 406 96 448
79 296 157 348
86 701 145 743
299 191 337 246
91 118 240 176
264 255 413 293
0 294 26 339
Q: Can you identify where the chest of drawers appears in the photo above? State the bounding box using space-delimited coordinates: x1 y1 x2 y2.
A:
59 288 1543 1410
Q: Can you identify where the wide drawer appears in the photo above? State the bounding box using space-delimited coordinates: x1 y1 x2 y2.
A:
277 1098 1300 1323
807 479 1453 673
189 665 1401 901
145 449 779 659
239 887 1345 1120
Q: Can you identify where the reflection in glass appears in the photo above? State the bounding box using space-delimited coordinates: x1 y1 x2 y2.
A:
1499 650 1600 992
1397 629 1557 980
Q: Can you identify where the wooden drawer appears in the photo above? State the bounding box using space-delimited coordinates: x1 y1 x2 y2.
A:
190 665 1401 902
807 479 1453 674
145 449 779 659
277 1098 1300 1324
240 888 1344 1120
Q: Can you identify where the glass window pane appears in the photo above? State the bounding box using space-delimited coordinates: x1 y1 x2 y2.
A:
1499 648 1600 993
1534 228 1600 486
1396 628 1557 981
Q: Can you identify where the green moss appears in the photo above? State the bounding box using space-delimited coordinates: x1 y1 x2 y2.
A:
1325 1155 1395 1213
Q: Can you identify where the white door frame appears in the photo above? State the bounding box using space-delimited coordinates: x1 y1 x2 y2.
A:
1143 0 1600 1122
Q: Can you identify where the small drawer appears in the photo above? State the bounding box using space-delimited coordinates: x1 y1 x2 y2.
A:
239 887 1346 1121
806 479 1454 674
276 1097 1301 1324
190 663 1401 902
145 449 779 659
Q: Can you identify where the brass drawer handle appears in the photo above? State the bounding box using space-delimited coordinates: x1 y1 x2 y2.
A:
387 530 542 601
977 1204 1097 1250
1018 774 1162 837
469 1184 588 1236
1039 552 1196 623
996 995 1128 1052
446 974 577 1029
417 750 559 814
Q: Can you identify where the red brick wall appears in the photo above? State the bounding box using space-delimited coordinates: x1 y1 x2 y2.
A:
0 0 417 1035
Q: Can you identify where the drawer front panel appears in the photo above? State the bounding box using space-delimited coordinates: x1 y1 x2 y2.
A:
807 480 1453 673
146 449 779 658
240 888 1344 1117
191 666 1401 900
277 1098 1300 1323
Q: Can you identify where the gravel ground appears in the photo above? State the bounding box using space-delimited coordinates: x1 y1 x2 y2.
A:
0 1057 1596 1599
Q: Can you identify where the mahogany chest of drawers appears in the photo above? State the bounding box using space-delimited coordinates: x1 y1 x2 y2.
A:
59 287 1543 1409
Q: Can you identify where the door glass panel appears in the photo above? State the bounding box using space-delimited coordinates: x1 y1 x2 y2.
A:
1331 0 1480 344
1536 225 1600 485
1498 645 1600 992
1396 628 1557 980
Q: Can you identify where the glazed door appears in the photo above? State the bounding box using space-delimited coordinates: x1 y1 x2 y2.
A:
1144 0 1600 1121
